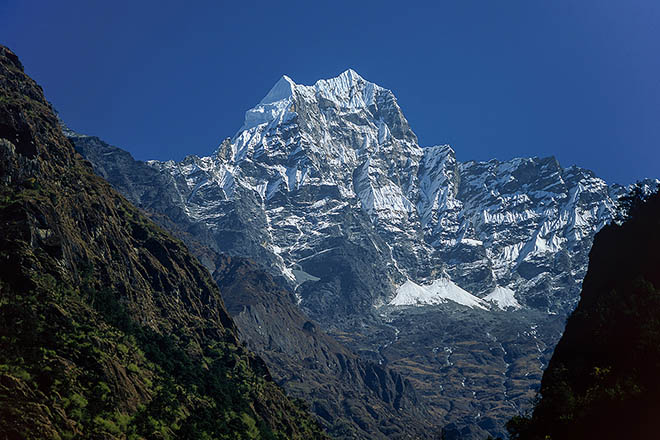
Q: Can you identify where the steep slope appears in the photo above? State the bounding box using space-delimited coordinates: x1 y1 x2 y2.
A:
0 45 325 439
507 189 660 440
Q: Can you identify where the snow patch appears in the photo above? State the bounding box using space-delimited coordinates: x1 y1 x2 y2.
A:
389 279 488 310
484 286 522 310
239 75 297 132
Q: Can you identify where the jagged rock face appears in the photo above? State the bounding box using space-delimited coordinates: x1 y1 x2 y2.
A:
96 69 626 317
441 157 621 313
70 69 658 438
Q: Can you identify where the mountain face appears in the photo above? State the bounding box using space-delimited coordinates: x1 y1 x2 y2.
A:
70 69 657 438
87 69 622 316
508 189 660 440
0 46 326 440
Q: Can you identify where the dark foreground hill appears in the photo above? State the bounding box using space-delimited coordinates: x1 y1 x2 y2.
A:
0 45 325 439
508 189 660 439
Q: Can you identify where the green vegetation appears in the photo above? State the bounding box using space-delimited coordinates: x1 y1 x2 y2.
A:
0 263 322 439
0 154 325 439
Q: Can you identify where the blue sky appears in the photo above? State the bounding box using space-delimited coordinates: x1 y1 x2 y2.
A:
1 0 658 184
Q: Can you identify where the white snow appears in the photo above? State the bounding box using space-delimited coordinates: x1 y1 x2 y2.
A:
311 68 376 110
238 75 297 133
389 278 488 310
484 286 522 310
460 238 483 247
260 75 295 105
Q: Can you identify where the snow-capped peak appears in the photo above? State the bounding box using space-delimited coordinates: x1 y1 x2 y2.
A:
309 68 378 110
239 75 297 132
259 75 296 105
235 69 379 136
319 68 367 90
226 66 415 166
338 68 363 81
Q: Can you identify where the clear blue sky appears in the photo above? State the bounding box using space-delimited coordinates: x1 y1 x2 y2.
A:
2 0 658 184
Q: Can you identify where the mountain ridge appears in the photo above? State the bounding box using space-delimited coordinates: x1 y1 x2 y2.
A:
128 69 641 315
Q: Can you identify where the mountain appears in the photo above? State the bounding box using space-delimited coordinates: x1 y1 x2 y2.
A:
0 45 326 440
213 255 434 439
69 69 657 438
508 188 660 439
73 69 630 315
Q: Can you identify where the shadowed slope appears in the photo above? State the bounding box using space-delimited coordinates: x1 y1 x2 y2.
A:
508 190 660 439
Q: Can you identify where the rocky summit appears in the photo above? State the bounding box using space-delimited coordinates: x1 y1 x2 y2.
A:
70 69 658 438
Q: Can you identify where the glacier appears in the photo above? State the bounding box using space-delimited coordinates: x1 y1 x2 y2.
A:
484 286 522 310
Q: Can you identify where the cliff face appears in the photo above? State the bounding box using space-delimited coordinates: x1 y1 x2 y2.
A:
0 45 325 440
508 189 660 440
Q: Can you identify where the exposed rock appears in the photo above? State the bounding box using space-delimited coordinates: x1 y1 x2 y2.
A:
214 255 435 439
